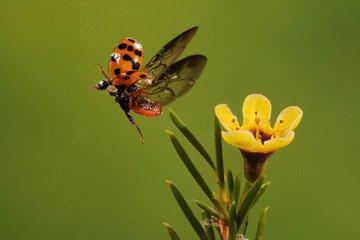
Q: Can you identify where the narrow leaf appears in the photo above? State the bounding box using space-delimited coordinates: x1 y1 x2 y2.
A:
213 198 229 224
236 176 265 229
169 109 215 170
227 169 234 202
214 116 225 195
166 131 213 201
255 207 269 240
228 201 238 240
163 223 181 240
237 179 252 210
251 182 271 208
195 200 223 221
234 175 241 206
202 211 215 240
239 213 249 235
167 181 209 240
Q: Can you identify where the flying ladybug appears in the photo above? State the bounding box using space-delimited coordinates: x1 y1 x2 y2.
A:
94 26 207 143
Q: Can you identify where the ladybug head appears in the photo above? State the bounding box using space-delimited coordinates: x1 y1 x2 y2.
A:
94 80 110 90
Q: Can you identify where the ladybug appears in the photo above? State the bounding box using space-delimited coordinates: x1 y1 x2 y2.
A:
94 27 207 143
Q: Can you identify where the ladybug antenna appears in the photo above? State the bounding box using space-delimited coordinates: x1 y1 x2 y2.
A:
98 64 110 80
125 112 145 144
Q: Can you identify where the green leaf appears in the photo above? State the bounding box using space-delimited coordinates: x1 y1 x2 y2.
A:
202 211 215 240
213 198 229 223
169 109 215 170
163 223 181 240
214 116 225 194
255 207 269 240
239 213 249 235
166 131 213 202
236 176 265 229
227 169 234 202
251 182 271 208
228 201 238 240
167 181 209 240
233 175 241 206
195 200 224 221
237 179 253 210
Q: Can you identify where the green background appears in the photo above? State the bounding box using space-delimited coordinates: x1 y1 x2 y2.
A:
1 0 359 239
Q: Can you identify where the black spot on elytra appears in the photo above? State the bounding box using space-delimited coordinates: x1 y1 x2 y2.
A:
126 70 135 75
123 76 130 81
118 43 127 50
114 68 121 75
132 61 140 70
127 45 134 51
123 54 132 61
134 49 142 57
140 74 147 79
127 38 135 43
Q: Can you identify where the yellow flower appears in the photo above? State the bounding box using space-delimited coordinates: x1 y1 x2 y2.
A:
215 94 303 181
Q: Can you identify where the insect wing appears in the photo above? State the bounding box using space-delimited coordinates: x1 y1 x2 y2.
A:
141 54 207 105
141 27 198 79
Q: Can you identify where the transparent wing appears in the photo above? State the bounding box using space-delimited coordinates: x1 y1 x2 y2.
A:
141 27 199 79
140 55 207 105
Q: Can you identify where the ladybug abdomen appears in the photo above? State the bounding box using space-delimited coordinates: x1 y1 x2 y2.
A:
130 96 162 117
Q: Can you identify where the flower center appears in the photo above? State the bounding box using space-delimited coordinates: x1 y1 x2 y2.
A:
249 129 272 144
246 111 273 144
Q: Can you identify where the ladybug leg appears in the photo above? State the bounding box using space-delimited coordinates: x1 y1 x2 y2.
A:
116 90 144 144
124 112 144 144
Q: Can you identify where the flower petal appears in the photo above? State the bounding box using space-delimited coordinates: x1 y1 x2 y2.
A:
215 104 241 131
262 131 295 153
274 106 303 135
222 130 257 150
242 94 272 131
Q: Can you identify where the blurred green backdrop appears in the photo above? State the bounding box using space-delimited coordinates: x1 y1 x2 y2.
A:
1 0 359 239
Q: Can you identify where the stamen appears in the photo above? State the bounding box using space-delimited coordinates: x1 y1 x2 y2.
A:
254 111 261 125
256 128 260 140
